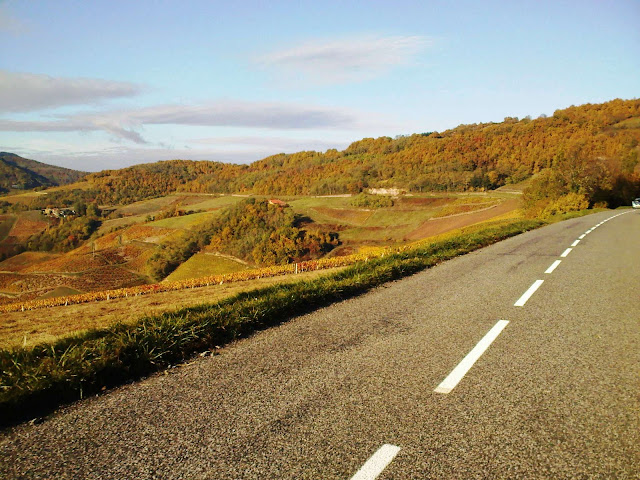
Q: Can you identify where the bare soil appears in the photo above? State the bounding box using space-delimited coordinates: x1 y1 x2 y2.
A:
405 198 521 241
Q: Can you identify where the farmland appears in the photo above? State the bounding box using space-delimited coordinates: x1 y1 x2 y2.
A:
0 190 523 348
0 192 520 307
0 266 344 348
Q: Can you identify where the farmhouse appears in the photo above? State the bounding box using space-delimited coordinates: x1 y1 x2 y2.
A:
42 207 75 218
268 199 288 207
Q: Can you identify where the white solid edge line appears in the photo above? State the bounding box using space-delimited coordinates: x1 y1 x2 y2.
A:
350 444 401 480
514 279 544 307
545 260 561 274
561 248 572 258
434 320 510 394
571 240 580 247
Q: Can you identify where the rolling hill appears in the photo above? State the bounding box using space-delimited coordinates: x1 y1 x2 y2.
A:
0 152 87 193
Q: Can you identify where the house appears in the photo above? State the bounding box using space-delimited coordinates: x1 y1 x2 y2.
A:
42 208 75 218
268 199 288 207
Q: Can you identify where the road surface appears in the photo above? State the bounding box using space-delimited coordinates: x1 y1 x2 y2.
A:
1 210 638 479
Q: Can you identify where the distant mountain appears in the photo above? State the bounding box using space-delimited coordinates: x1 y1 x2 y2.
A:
0 153 88 193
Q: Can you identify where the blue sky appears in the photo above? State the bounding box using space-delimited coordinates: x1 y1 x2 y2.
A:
1 0 638 171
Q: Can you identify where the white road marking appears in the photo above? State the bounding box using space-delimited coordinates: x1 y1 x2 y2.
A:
545 260 561 274
561 248 572 258
434 320 509 394
571 240 580 247
350 444 401 480
579 234 586 239
514 280 544 307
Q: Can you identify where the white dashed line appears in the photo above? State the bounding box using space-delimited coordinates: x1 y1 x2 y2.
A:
514 280 544 307
571 240 580 247
560 248 572 258
545 260 561 274
579 234 586 239
434 320 509 394
350 444 401 480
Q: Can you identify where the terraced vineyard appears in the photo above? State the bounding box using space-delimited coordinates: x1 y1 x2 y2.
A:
0 192 520 316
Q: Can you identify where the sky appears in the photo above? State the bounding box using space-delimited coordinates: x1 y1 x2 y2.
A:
0 0 638 172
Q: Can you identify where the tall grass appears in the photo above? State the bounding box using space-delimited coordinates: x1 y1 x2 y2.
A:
0 219 542 426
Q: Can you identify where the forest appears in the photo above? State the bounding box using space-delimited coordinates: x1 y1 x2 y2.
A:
2 99 639 216
146 198 339 280
71 99 639 207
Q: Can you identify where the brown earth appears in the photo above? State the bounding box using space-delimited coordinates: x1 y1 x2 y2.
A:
405 198 521 241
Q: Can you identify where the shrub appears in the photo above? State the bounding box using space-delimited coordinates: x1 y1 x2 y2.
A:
540 193 589 218
350 193 394 208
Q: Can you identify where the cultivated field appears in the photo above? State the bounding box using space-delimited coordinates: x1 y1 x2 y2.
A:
0 191 522 346
0 267 344 348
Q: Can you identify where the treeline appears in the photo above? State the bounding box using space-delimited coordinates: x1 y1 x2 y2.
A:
26 216 101 253
89 98 640 204
0 152 86 193
147 198 339 280
5 99 639 208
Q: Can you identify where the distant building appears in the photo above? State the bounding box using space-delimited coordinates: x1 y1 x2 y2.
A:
42 208 75 218
268 199 288 207
367 188 405 196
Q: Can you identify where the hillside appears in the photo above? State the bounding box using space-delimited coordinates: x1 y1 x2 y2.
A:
0 153 87 193
3 99 639 211
86 99 640 201
0 98 639 307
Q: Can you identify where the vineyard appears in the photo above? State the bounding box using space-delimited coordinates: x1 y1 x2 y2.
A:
430 197 503 219
0 265 146 306
0 246 390 313
6 213 50 241
1 219 508 313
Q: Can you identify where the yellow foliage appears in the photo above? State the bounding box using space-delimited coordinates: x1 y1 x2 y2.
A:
540 193 590 218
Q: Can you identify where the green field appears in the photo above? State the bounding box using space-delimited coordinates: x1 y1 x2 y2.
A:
165 252 250 282
37 286 82 299
149 211 218 229
288 194 507 245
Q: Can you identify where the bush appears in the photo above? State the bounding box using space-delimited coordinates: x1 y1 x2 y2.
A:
540 193 590 218
350 193 394 208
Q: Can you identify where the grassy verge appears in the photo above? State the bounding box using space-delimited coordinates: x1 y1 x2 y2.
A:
0 218 542 426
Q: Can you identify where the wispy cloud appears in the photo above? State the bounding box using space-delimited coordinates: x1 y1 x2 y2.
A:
0 70 143 113
257 35 432 84
0 100 362 143
1 141 352 172
190 135 347 152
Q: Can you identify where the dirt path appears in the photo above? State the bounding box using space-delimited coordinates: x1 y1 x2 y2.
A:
404 198 521 241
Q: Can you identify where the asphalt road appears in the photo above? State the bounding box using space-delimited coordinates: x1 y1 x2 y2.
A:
1 210 639 479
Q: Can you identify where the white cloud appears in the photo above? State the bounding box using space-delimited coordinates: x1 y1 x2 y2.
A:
0 100 362 143
189 135 348 152
0 70 143 112
257 35 432 83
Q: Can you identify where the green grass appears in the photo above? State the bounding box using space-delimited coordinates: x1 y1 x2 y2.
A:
183 195 246 211
165 253 250 282
149 211 218 229
0 217 543 426
38 286 83 299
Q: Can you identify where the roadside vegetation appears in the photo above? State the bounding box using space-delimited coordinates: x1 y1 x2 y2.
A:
0 217 542 425
0 97 638 426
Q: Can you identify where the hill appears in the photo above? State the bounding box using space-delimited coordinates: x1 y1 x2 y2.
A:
0 152 87 193
3 99 639 211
